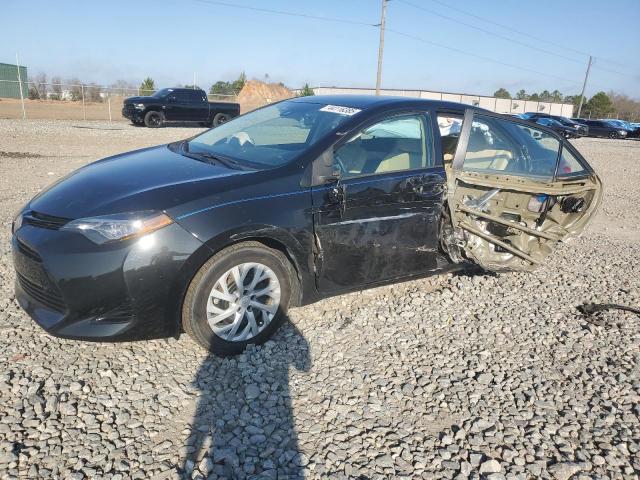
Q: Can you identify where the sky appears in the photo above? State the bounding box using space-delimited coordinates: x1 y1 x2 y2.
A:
2 0 639 98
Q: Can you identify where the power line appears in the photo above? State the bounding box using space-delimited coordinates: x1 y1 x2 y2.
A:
397 0 585 66
190 0 622 91
422 0 636 74
192 0 376 27
385 27 582 87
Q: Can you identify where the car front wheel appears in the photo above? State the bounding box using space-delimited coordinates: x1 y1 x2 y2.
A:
182 241 295 355
144 111 164 128
608 131 619 139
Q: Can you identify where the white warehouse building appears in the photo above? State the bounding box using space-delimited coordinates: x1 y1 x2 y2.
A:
312 86 574 118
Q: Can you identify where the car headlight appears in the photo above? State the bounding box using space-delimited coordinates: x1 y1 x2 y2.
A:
61 211 173 244
11 210 24 234
134 103 145 110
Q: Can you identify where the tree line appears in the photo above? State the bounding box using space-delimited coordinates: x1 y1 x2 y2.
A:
138 75 315 97
493 88 639 120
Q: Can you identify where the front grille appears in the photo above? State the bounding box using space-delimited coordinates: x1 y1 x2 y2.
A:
23 210 70 230
16 272 66 312
16 238 42 262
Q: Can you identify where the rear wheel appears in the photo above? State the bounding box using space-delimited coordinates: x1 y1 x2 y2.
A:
182 242 294 355
212 112 231 127
144 110 164 128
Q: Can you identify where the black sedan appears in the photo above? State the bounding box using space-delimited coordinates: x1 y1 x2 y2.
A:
523 113 588 137
533 117 579 138
11 96 602 355
574 119 628 139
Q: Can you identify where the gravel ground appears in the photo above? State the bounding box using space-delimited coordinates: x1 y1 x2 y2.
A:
0 119 638 480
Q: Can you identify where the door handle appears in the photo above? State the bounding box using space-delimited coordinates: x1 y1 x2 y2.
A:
327 185 346 216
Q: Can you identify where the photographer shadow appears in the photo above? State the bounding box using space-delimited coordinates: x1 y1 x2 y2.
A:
182 318 310 479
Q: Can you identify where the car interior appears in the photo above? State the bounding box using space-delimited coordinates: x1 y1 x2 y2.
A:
334 116 429 176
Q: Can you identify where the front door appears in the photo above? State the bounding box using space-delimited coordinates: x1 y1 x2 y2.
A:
311 112 447 293
447 109 602 271
165 91 191 121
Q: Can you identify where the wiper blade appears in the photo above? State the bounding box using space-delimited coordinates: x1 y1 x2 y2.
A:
193 152 241 169
181 143 244 170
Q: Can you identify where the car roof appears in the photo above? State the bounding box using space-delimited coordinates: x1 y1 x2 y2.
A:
288 94 477 111
172 87 205 92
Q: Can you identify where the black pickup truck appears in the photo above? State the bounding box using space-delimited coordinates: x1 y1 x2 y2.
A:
122 88 240 128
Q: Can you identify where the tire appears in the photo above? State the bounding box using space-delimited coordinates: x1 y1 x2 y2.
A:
608 131 618 139
212 112 231 127
144 110 164 128
182 241 295 356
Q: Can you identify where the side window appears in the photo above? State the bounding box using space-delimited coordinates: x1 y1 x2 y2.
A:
334 114 432 178
437 114 463 164
175 91 190 102
463 115 560 181
189 90 206 103
558 146 587 177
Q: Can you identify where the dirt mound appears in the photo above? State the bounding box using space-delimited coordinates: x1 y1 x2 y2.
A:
237 80 294 113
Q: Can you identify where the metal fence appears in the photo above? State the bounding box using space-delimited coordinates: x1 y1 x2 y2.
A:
0 79 237 122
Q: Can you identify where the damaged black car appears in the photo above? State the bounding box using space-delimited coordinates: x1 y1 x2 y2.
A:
12 96 602 355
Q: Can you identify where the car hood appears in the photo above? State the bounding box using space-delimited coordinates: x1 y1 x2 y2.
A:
124 96 154 104
29 145 248 219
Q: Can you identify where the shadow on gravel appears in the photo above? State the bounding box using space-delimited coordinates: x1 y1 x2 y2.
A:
128 121 208 129
451 264 498 279
71 125 125 130
182 318 310 479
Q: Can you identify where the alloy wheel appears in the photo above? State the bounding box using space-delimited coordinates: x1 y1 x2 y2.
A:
206 262 281 342
215 114 229 126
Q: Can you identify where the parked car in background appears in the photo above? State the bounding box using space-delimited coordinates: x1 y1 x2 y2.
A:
604 119 640 138
122 88 240 128
577 119 628 139
12 96 602 355
534 117 578 138
523 112 588 137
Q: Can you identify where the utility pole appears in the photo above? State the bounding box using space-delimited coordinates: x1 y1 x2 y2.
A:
375 0 388 96
15 53 26 120
576 55 592 118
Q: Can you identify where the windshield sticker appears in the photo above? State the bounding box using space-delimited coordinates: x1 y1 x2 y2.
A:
319 105 362 116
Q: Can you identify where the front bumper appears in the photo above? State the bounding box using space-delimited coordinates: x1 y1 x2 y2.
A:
13 220 205 341
122 106 143 121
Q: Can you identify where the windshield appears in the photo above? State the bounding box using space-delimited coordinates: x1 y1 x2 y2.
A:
151 88 173 98
187 101 358 168
606 120 624 128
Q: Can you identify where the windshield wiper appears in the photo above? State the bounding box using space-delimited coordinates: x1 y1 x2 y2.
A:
181 142 247 170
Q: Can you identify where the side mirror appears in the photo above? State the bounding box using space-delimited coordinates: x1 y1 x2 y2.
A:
168 96 177 103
